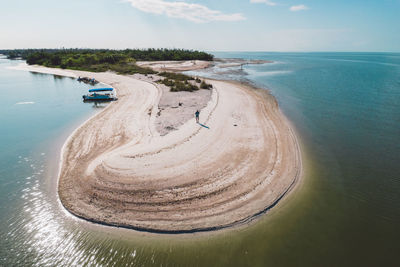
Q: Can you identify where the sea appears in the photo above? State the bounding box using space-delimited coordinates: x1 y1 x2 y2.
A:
0 53 399 266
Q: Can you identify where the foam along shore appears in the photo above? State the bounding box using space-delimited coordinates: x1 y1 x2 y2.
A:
11 63 302 233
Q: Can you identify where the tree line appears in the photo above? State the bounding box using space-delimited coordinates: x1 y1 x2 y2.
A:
0 48 214 62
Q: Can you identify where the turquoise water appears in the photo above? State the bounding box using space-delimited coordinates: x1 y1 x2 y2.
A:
0 53 399 266
0 58 107 265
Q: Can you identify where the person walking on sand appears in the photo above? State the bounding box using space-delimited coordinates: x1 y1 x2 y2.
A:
195 110 200 123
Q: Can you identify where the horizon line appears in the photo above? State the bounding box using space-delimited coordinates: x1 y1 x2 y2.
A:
1 48 400 54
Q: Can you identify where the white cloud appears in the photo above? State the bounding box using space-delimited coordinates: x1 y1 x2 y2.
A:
124 0 245 23
290 4 309 12
250 0 277 6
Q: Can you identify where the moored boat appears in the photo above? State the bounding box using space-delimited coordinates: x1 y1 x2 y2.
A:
82 88 118 102
78 76 99 85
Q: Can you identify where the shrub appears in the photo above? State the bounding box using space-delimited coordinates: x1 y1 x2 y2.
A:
200 80 212 89
169 80 199 92
159 72 194 81
160 78 175 87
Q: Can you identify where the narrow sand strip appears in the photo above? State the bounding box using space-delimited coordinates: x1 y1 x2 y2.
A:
11 64 302 233
136 60 211 72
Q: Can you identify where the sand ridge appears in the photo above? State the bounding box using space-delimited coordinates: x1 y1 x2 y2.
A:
11 63 302 233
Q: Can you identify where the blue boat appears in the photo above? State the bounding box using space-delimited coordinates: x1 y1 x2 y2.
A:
82 88 118 102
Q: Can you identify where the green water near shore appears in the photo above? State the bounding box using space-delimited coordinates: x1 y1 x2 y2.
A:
0 53 399 266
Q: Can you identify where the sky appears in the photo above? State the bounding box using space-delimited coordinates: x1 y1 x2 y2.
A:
0 0 399 52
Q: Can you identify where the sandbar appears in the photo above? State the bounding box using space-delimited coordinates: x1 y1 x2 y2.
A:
11 63 302 233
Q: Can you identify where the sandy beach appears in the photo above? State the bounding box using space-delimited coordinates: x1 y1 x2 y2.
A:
11 63 302 233
136 60 212 72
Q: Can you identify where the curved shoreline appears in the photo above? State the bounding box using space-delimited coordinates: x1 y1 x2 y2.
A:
11 63 302 234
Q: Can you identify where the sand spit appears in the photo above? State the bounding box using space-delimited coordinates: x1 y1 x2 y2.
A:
136 60 212 72
11 63 301 233
8 63 78 78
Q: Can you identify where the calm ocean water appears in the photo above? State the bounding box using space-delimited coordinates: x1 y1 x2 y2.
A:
0 53 399 266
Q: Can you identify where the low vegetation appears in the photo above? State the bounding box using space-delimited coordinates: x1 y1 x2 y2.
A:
200 80 213 89
158 71 194 81
157 72 212 92
159 79 199 92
